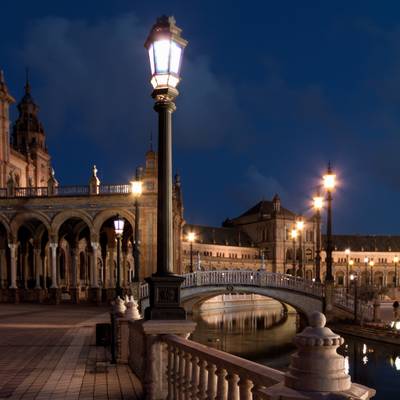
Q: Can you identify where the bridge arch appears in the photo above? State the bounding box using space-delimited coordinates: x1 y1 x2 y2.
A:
180 286 322 321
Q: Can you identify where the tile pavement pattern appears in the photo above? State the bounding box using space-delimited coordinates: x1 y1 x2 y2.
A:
0 305 143 399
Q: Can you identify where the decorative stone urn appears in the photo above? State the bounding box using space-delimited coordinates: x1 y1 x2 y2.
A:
264 311 375 399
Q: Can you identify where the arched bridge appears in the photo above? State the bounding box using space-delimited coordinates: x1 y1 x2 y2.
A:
139 270 326 319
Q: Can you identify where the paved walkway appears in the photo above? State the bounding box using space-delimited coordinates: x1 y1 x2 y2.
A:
0 305 143 400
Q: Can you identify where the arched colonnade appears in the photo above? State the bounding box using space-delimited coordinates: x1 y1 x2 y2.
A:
0 209 138 301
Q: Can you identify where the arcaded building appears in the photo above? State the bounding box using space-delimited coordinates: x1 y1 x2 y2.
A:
0 71 184 303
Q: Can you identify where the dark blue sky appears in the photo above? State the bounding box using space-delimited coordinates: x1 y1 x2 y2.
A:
2 1 400 234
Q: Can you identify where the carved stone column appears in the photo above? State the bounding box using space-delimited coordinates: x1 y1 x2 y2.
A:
34 247 41 289
8 243 18 289
71 247 79 303
0 248 6 288
49 243 58 288
91 242 100 288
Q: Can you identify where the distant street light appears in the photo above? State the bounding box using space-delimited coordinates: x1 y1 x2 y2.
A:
394 256 399 288
144 16 188 320
348 259 354 293
323 163 336 283
296 217 305 277
350 273 358 322
290 228 298 276
313 195 324 282
345 248 350 290
131 174 143 282
364 257 369 286
187 232 196 273
113 215 125 298
369 260 374 286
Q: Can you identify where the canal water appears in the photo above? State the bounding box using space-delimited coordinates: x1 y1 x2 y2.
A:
190 299 400 399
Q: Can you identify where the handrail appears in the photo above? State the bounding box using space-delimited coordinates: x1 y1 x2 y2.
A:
333 290 374 321
163 334 284 399
139 270 325 300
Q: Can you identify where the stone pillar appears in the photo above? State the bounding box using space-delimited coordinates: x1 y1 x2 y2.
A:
8 243 17 289
263 312 375 399
109 246 115 288
0 248 6 288
91 242 100 288
128 320 197 399
71 247 79 303
49 243 58 288
34 248 41 289
122 251 128 287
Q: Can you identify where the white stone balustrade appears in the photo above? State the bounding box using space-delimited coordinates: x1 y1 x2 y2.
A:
162 333 284 400
139 270 326 301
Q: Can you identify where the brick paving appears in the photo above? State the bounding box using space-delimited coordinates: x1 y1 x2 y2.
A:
0 305 143 400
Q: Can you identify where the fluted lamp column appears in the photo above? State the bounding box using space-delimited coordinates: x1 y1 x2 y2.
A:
312 195 324 283
113 215 125 298
131 177 143 282
144 15 188 320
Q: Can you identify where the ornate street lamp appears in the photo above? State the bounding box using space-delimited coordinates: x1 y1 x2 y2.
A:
348 259 354 293
290 228 298 276
369 260 374 286
313 195 324 282
350 273 358 322
296 217 305 277
187 232 196 273
113 215 125 298
131 173 143 282
144 16 188 320
323 163 336 283
345 248 350 291
364 256 369 286
394 256 399 288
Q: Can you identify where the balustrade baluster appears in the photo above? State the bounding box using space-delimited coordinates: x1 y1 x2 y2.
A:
178 349 186 400
215 367 227 400
173 346 180 400
183 352 192 400
226 372 239 400
238 377 253 400
206 363 217 400
197 358 208 399
251 384 267 400
167 344 174 400
190 355 199 400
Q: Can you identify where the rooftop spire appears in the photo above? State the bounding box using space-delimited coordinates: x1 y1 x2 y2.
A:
25 67 31 94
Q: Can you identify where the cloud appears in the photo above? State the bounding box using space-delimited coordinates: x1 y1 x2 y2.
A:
18 14 247 156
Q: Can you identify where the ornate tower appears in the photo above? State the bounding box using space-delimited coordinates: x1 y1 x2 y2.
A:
0 70 15 187
12 75 51 187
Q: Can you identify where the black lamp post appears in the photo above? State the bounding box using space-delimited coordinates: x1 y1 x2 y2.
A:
113 215 125 298
296 217 304 277
187 232 196 273
290 228 297 276
144 16 188 320
323 163 336 283
313 195 323 283
131 172 143 282
350 273 358 322
394 256 398 287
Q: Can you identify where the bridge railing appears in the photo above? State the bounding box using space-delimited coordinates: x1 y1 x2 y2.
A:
333 290 374 321
139 270 325 300
163 334 284 399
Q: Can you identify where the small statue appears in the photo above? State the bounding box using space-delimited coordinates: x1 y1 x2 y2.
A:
114 296 126 316
125 299 141 320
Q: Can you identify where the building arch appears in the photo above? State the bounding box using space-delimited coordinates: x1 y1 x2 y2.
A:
93 209 135 235
10 211 51 237
51 210 93 237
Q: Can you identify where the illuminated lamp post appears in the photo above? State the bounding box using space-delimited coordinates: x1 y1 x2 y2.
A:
113 215 125 298
364 257 369 286
348 259 354 293
131 176 143 282
350 273 358 322
323 164 336 283
144 16 188 320
369 260 374 286
290 228 298 276
394 256 399 288
345 248 350 290
296 217 305 277
187 232 196 273
313 195 324 283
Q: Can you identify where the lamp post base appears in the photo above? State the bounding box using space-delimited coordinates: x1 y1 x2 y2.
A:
144 275 186 320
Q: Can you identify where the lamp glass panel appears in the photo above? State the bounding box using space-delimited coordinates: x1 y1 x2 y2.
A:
154 39 171 74
131 181 143 196
148 44 155 75
156 74 169 87
114 219 125 235
168 75 179 88
169 41 182 74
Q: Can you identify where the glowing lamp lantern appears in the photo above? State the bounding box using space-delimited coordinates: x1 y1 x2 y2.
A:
313 196 324 210
296 219 304 231
290 229 298 240
323 171 336 191
131 180 143 197
145 16 188 91
114 216 125 237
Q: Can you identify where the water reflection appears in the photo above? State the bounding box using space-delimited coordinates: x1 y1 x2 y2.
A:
190 296 302 368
